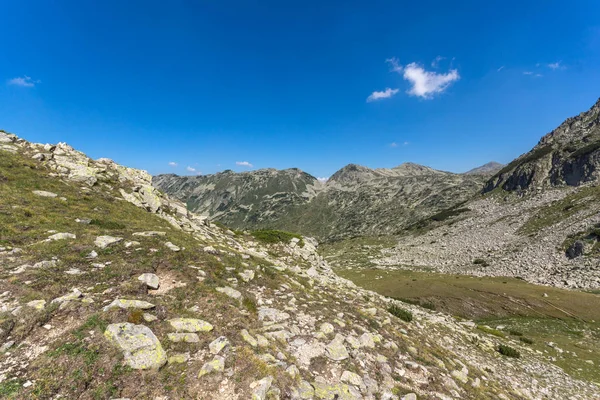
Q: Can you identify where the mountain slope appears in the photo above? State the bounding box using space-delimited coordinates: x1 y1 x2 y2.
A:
2 131 598 398
484 98 600 193
154 163 486 241
371 98 600 290
464 161 504 176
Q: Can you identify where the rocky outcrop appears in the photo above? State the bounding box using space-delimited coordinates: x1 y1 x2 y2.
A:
484 98 600 193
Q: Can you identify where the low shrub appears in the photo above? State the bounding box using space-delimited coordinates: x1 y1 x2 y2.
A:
497 344 520 358
387 305 413 322
519 336 534 345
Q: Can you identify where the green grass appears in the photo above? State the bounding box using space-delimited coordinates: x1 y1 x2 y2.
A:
477 325 505 338
0 379 23 398
250 229 304 247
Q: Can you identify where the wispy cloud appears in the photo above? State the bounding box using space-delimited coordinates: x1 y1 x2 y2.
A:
390 142 398 148
7 75 40 87
236 161 253 168
316 177 328 183
390 141 409 148
548 61 565 70
168 161 178 167
431 56 446 68
367 88 399 102
497 66 505 72
186 166 196 172
523 71 543 77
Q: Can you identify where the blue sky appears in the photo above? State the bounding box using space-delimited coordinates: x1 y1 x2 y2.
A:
1 1 599 179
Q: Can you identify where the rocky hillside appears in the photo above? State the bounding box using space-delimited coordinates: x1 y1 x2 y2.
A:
1 131 598 399
370 98 600 290
484 98 600 193
154 163 486 241
463 162 504 176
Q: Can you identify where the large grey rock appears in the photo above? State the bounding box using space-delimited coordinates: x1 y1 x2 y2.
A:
103 299 155 312
104 323 166 370
566 240 585 259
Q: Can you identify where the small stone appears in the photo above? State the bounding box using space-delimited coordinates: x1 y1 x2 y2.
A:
165 241 180 252
209 336 230 354
168 352 190 364
341 370 363 387
325 334 349 361
138 273 160 289
167 333 200 343
241 329 258 347
48 232 76 241
168 318 213 332
198 355 225 377
26 299 46 310
132 231 166 237
103 299 155 312
239 269 255 282
51 288 83 304
95 235 123 249
251 376 273 400
33 190 57 198
143 313 157 322
320 322 335 335
216 286 243 301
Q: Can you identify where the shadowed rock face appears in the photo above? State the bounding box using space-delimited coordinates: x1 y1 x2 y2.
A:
154 163 486 240
484 98 600 193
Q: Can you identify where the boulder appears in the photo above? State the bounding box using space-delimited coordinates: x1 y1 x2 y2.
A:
104 323 166 370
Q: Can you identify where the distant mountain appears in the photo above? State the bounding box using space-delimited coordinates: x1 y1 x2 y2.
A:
464 161 504 176
154 162 486 241
484 98 600 193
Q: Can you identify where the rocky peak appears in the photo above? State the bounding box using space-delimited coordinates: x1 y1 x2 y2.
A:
464 161 505 176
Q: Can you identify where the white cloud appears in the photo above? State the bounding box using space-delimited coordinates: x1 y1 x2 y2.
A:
431 56 445 68
186 166 196 172
7 75 40 87
403 141 409 146
548 61 565 70
367 88 399 102
317 177 328 183
168 161 178 167
400 62 459 98
524 71 543 77
236 161 253 168
386 58 403 73
497 66 505 72
390 142 398 148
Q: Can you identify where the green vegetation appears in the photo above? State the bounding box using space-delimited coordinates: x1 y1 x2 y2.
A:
387 304 413 322
430 207 470 222
251 229 304 247
497 344 520 358
472 258 489 267
569 140 600 159
477 325 505 338
519 336 534 344
0 379 23 398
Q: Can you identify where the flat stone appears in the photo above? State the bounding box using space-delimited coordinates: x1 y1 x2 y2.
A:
258 307 290 323
132 231 166 237
94 235 123 249
51 288 83 304
198 355 225 377
26 299 46 310
209 336 230 354
103 299 155 312
32 190 57 198
165 241 180 251
48 232 76 241
326 334 349 361
104 323 166 370
143 313 157 322
168 352 190 364
168 318 213 333
241 329 258 347
313 380 361 399
168 332 200 343
296 381 315 399
341 371 363 387
216 286 242 301
138 273 160 289
320 322 335 335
